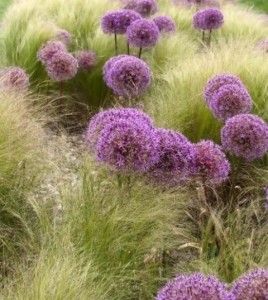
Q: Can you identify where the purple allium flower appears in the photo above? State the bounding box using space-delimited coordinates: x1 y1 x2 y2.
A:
96 119 159 173
193 8 224 31
85 108 154 153
231 269 268 300
0 67 29 90
264 186 268 210
221 114 268 161
135 0 158 17
55 29 72 46
127 19 159 48
209 84 253 121
37 41 67 64
103 55 128 83
101 10 142 35
121 0 138 10
45 51 78 81
257 38 268 53
147 128 196 186
153 16 177 34
204 74 244 105
156 273 235 300
104 55 151 98
194 140 230 185
76 50 98 71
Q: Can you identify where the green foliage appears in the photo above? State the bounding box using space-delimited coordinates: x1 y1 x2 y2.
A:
240 0 268 12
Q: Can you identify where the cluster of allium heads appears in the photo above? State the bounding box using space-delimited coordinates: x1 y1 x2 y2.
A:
134 0 158 17
147 129 196 185
96 119 159 173
103 55 151 98
221 114 268 161
126 19 159 48
76 50 98 71
193 8 224 31
0 67 29 90
55 29 72 46
85 108 154 153
45 51 78 81
37 41 67 64
156 273 234 300
194 140 230 185
153 16 177 34
231 269 268 300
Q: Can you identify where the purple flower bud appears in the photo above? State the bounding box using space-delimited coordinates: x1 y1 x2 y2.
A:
156 273 235 300
37 41 67 64
231 269 268 300
153 16 177 34
135 0 158 17
55 29 72 46
193 8 224 31
45 51 78 81
76 50 97 71
221 114 268 161
0 67 29 90
127 19 159 48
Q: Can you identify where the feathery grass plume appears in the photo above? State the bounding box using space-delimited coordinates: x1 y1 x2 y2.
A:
76 50 98 71
37 40 67 64
96 119 159 172
135 0 158 17
126 18 159 57
153 16 177 34
209 84 252 121
55 29 72 46
221 114 268 161
103 55 151 98
85 107 154 153
0 67 29 90
231 269 268 300
156 273 234 300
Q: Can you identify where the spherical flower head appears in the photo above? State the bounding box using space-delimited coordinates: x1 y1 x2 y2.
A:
257 38 268 53
193 8 224 31
209 84 252 121
121 0 138 10
85 108 154 153
55 29 72 46
221 114 268 161
153 16 177 34
147 128 196 186
103 55 129 84
204 74 244 105
0 67 29 90
76 50 97 71
194 140 230 185
104 55 151 98
231 269 268 300
37 41 67 64
45 51 78 81
96 119 159 173
135 0 158 17
127 19 159 48
101 10 141 35
156 273 235 300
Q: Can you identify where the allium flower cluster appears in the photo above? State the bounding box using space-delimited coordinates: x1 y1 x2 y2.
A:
55 29 72 46
97 119 159 173
121 0 138 10
0 67 29 90
135 0 158 17
194 140 230 185
221 114 268 161
193 8 224 31
209 84 252 121
147 129 196 185
153 16 177 34
231 269 268 300
103 55 151 98
156 273 234 300
45 51 78 81
76 50 97 71
101 10 142 35
85 108 154 153
37 41 67 64
127 19 159 48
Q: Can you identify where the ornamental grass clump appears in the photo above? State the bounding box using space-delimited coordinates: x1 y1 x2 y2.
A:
0 67 29 91
221 114 268 161
194 140 230 185
85 108 154 153
134 0 158 17
37 41 67 65
193 8 224 45
103 55 151 98
96 119 159 173
231 269 268 300
126 19 159 58
76 50 98 72
156 273 234 300
152 16 177 35
147 128 196 186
